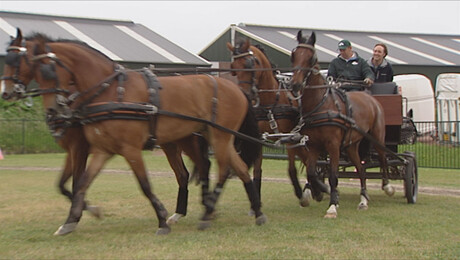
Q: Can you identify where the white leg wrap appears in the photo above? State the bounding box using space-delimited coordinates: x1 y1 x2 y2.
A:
54 222 78 236
358 195 369 210
300 188 312 207
324 204 338 218
383 184 395 197
166 213 184 225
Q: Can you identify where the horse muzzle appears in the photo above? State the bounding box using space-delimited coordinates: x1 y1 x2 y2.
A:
1 81 26 101
290 82 304 98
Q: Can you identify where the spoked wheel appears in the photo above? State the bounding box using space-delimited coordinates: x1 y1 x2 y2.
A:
403 151 418 204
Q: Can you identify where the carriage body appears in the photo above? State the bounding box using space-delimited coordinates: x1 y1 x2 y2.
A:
315 82 418 203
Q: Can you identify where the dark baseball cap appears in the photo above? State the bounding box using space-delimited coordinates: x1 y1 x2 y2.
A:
338 39 351 49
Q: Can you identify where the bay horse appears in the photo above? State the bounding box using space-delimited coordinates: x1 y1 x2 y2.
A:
290 31 395 218
1 28 212 229
1 29 266 235
226 39 316 207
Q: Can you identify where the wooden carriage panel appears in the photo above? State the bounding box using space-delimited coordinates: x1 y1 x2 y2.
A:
373 95 403 126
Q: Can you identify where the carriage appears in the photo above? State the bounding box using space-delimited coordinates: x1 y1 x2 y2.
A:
264 72 418 204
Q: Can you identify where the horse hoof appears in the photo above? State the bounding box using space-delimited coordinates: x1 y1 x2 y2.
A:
166 213 184 225
156 226 171 235
324 205 337 219
255 214 268 226
198 220 212 230
383 184 395 197
53 222 78 236
248 209 255 216
86 205 103 219
358 203 368 210
300 188 312 207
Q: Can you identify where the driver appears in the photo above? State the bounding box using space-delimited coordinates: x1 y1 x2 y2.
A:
327 39 374 91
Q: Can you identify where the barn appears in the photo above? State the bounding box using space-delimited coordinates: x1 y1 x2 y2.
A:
199 23 460 87
0 11 211 73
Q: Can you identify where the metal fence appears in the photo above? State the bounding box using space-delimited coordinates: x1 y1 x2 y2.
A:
0 119 459 169
0 119 62 154
260 121 459 169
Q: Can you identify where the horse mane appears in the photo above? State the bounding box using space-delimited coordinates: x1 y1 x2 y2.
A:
24 32 113 62
252 44 276 69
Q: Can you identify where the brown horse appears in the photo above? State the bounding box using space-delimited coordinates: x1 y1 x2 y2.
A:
1 29 265 235
1 29 213 228
227 39 316 207
290 31 394 218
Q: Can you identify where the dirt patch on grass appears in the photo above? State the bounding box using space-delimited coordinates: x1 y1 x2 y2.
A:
1 166 459 198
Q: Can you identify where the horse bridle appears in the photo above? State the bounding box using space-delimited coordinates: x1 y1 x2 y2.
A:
1 44 33 99
231 50 261 107
290 43 321 90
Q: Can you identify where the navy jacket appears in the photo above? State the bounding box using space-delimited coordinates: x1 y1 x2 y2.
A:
367 58 394 83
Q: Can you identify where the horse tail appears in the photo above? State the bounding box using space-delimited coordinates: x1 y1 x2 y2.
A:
236 98 262 169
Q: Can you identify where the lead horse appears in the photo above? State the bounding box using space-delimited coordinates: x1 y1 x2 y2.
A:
1 28 266 235
226 39 316 206
290 31 394 218
1 29 212 229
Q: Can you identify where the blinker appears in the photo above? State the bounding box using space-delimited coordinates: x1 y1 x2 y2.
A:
5 52 20 67
40 63 57 80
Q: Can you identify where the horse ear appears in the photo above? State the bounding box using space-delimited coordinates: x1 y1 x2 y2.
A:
308 31 316 46
226 42 234 52
33 36 47 55
242 38 250 51
11 28 23 45
296 30 303 43
16 28 22 40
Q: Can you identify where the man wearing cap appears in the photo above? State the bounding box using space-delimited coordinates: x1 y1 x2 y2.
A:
327 39 374 91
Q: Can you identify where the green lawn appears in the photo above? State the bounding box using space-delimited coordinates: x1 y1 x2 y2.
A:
0 152 459 259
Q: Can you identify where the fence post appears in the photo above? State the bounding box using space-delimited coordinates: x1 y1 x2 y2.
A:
22 118 25 154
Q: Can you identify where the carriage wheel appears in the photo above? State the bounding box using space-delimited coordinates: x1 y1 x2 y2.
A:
403 151 418 204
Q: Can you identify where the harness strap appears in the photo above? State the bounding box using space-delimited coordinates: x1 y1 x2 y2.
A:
206 75 218 124
141 68 162 149
78 101 278 149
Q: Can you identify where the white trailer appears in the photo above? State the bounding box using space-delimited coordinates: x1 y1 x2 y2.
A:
393 74 436 135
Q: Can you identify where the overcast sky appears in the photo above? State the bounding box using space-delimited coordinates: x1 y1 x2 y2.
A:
1 1 459 54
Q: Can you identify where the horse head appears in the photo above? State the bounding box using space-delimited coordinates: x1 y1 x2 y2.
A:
226 38 264 106
1 28 36 101
290 30 318 95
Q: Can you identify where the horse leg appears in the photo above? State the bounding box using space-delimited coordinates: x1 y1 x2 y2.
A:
305 150 329 202
324 146 341 219
188 134 210 185
347 142 370 210
161 142 189 225
123 148 170 235
248 149 263 216
376 146 394 197
199 136 266 229
57 154 74 204
289 148 310 207
227 146 267 226
68 139 102 218
54 151 112 236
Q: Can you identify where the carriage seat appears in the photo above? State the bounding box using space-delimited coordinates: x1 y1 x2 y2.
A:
370 82 399 95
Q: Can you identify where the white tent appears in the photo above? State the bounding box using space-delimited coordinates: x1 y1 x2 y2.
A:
435 73 460 143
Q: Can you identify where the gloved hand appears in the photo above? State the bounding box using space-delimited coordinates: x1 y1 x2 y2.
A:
364 78 374 85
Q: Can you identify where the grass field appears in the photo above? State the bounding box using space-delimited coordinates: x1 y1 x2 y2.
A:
0 152 459 259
